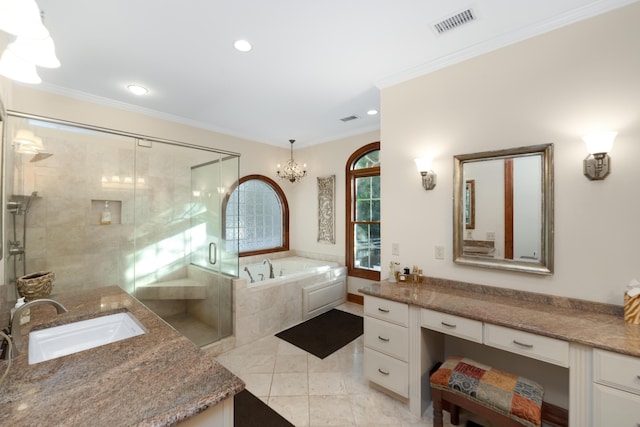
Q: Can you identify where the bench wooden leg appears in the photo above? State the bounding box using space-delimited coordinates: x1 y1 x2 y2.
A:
450 403 460 425
432 388 444 427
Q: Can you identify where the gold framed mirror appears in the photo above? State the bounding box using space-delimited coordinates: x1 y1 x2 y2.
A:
453 144 554 275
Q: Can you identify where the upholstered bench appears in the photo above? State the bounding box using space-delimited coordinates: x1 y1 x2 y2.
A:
430 356 544 427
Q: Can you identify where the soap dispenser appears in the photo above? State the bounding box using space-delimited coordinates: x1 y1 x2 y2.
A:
101 200 112 225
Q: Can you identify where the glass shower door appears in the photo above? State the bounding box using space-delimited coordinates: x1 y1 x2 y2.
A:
133 140 238 347
190 154 239 277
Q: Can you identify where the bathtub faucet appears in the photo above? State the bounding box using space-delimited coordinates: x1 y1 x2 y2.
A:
263 258 275 279
244 266 255 283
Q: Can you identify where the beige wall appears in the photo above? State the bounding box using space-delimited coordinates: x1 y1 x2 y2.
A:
380 2 640 304
293 131 379 259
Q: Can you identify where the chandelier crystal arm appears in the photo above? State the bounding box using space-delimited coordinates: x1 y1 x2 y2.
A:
276 139 307 183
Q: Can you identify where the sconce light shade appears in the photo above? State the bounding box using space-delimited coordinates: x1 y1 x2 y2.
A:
582 131 617 154
13 129 44 153
9 35 61 68
582 131 616 180
0 0 49 38
414 157 436 190
0 48 41 84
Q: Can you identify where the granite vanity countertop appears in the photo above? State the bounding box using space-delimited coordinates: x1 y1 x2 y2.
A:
0 286 244 427
360 279 640 358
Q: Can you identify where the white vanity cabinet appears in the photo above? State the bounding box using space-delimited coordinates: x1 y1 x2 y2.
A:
363 295 409 397
593 349 640 426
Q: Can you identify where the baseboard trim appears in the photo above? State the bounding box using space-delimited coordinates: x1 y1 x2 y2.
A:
347 293 363 305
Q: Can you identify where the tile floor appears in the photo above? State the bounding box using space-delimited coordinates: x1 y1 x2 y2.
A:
213 303 464 427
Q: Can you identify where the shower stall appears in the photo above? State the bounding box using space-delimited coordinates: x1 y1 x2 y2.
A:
3 113 239 347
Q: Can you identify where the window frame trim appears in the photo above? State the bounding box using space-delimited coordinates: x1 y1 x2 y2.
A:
346 142 381 280
223 174 290 258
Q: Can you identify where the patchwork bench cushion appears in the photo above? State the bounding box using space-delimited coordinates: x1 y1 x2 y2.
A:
430 356 544 427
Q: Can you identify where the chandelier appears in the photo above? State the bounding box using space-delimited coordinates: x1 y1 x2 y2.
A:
277 139 307 183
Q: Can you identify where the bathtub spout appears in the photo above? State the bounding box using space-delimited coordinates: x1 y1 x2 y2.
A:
244 266 255 283
263 258 275 279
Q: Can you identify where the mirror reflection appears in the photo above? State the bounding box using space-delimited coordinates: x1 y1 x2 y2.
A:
453 144 553 275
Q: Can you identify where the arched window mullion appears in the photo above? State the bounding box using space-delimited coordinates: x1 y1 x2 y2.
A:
346 142 381 281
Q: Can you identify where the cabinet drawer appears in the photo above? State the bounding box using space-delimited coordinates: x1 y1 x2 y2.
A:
484 324 569 367
420 309 483 343
364 347 408 398
593 383 640 426
364 296 408 327
364 316 409 361
594 349 640 395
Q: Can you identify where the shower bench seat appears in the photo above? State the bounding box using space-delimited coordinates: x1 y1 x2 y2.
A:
135 278 207 300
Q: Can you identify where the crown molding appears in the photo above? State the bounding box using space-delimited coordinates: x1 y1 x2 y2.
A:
375 0 638 89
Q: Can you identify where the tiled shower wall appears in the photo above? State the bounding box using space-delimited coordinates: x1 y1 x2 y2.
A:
7 126 137 295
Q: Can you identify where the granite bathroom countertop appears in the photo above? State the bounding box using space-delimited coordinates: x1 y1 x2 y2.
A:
0 286 244 427
360 279 640 358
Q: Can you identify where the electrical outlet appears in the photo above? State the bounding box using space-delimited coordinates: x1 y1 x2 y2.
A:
392 243 400 256
435 246 445 260
486 232 495 241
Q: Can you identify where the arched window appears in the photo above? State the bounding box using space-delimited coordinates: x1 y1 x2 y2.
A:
224 175 289 256
346 142 380 280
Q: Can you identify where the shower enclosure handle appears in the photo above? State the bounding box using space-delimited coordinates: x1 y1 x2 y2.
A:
208 242 217 265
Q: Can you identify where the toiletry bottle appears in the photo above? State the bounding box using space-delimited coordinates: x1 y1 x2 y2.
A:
12 297 30 325
10 297 24 320
101 200 112 225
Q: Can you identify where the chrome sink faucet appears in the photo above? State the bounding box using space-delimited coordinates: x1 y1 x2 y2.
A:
263 258 275 279
5 298 68 359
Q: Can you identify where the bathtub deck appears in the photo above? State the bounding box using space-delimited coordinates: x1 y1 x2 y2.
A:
135 278 207 300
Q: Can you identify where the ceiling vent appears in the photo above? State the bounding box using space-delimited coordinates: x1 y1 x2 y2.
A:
433 9 475 35
340 115 360 122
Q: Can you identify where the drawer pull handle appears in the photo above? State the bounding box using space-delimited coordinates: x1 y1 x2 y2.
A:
441 321 457 328
513 340 534 349
378 368 390 375
378 336 390 342
377 307 390 313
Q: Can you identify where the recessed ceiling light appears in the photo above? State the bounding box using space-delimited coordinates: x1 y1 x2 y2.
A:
127 84 148 95
367 109 379 116
234 39 252 52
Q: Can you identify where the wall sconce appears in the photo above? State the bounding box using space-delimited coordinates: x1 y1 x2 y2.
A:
582 131 617 180
414 158 436 190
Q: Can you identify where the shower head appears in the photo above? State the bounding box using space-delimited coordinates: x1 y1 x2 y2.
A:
30 153 53 162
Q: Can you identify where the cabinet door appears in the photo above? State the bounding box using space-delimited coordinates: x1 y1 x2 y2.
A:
421 308 483 343
594 349 640 395
364 296 408 326
364 348 408 398
593 383 640 426
364 316 409 361
484 323 569 367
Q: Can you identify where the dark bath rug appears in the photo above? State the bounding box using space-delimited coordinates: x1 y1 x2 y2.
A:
275 309 363 359
234 389 294 427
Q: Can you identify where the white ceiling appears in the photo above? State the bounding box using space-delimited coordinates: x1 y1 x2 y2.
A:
28 0 635 148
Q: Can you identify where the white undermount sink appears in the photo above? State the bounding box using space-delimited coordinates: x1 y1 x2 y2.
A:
28 311 146 365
